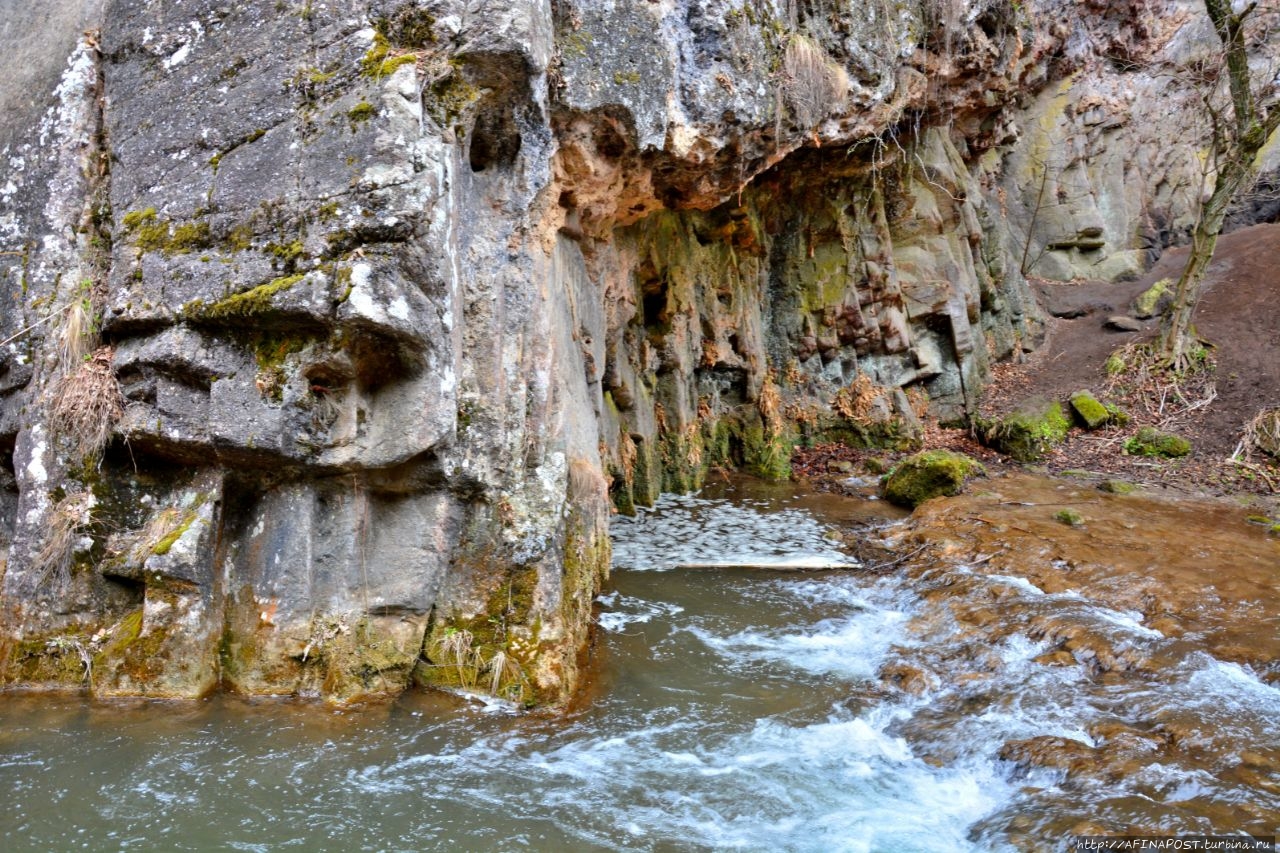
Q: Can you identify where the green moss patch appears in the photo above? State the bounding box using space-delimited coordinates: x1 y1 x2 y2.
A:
1123 427 1191 458
121 207 157 230
121 208 214 255
361 33 418 78
347 101 377 126
1054 508 1084 527
187 273 305 322
977 400 1071 462
1068 391 1111 430
882 450 985 509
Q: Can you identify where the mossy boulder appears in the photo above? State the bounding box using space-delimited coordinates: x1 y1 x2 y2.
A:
1133 278 1173 319
1104 403 1131 427
977 400 1071 462
1098 479 1138 495
1123 427 1191 458
882 450 985 509
1068 390 1111 430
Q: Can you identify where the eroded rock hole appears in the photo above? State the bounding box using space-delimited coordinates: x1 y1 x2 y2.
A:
0 433 17 548
643 290 667 328
469 101 522 173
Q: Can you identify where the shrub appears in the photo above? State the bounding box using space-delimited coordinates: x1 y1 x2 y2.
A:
47 346 124 464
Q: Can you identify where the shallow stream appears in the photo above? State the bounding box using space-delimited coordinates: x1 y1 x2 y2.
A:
1 477 1277 851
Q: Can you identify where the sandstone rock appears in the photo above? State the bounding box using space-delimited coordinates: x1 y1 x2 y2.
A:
1098 479 1139 495
1133 277 1174 319
1124 427 1192 458
977 400 1072 462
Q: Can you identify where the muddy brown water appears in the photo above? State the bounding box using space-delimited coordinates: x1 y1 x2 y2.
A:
0 474 1276 851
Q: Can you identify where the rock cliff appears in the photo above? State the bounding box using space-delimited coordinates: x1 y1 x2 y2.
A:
0 0 1271 704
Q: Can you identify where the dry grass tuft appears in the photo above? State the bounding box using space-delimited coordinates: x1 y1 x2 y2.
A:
833 374 880 423
36 492 93 590
758 372 783 434
48 346 124 464
57 297 94 373
310 387 344 430
438 628 479 690
780 34 850 129
483 648 527 699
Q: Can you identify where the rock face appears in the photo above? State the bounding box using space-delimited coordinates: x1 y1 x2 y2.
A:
0 1 1270 704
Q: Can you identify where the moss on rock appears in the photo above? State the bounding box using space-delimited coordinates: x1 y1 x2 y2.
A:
1124 427 1191 458
1068 391 1111 430
1054 508 1084 527
188 273 305 322
977 400 1071 462
1098 479 1138 495
882 450 984 509
1133 278 1173 319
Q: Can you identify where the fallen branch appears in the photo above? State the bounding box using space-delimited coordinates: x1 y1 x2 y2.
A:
861 543 928 573
1228 457 1278 492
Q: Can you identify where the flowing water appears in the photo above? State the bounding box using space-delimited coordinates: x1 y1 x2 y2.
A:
1 476 1277 851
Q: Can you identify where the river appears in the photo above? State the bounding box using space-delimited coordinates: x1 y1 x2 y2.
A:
1 475 1276 851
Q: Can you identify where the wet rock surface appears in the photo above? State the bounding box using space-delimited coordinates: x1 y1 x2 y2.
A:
876 471 1280 842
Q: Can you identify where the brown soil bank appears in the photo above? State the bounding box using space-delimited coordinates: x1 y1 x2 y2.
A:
991 221 1280 492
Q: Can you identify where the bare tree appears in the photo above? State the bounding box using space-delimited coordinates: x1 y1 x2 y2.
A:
1160 0 1280 368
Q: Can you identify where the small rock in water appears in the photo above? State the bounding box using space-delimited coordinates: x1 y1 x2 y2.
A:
1104 315 1143 332
1054 508 1085 527
841 474 877 489
1097 479 1138 495
881 450 985 508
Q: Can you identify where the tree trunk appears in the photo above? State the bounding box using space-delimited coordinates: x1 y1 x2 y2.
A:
1157 0 1280 366
1159 159 1242 365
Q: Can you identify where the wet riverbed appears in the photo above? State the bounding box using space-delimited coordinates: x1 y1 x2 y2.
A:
1 475 1276 851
